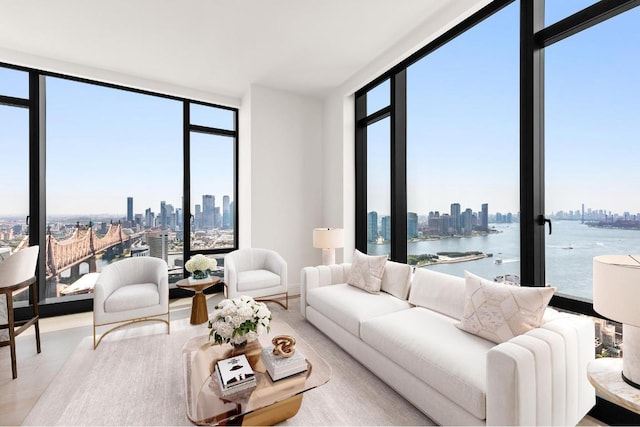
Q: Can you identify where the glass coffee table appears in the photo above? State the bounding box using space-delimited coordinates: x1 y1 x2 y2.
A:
182 320 331 425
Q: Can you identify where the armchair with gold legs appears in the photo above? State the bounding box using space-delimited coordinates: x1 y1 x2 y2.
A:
93 256 170 349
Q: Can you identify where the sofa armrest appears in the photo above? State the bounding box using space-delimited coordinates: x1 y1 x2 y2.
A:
486 314 595 426
299 263 351 318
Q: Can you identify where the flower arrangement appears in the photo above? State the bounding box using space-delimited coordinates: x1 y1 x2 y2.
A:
208 296 272 347
185 254 217 279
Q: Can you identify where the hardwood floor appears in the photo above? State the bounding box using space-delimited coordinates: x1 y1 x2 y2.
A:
1 295 606 426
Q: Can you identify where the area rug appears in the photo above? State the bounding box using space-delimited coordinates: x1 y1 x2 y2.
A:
23 302 434 426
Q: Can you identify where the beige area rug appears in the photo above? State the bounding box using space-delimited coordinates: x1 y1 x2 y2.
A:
23 299 434 426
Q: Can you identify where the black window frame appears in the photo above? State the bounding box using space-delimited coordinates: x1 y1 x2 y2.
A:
1 61 239 317
354 0 640 422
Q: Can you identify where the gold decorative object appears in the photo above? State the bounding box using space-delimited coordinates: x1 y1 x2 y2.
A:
272 335 296 358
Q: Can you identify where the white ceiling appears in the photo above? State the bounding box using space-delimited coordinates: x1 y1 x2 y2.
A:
0 0 485 100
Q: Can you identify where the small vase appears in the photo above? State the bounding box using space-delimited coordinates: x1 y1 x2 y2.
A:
230 341 248 356
191 270 209 280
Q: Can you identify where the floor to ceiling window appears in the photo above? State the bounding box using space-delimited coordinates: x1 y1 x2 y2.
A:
544 6 640 301
0 66 30 307
44 77 183 300
1 64 239 311
405 3 519 280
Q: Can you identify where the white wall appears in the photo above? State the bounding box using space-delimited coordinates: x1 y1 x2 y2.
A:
241 85 324 290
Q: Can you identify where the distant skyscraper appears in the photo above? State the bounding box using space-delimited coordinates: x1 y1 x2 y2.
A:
381 215 391 241
367 211 378 242
144 208 154 229
223 196 231 229
450 203 461 233
160 201 167 228
407 212 418 239
127 197 133 222
229 201 235 228
195 204 202 229
480 203 489 232
462 208 473 235
202 195 215 229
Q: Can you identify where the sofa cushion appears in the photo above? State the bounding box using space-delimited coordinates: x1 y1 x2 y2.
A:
347 249 387 294
104 283 159 313
380 260 412 300
361 307 493 420
457 271 556 344
237 269 281 291
409 268 465 320
306 283 411 337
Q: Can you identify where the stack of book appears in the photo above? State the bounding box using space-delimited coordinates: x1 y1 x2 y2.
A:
215 354 256 396
261 346 308 381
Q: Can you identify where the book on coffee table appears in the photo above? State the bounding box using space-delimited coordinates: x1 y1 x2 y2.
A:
261 346 308 381
215 354 256 396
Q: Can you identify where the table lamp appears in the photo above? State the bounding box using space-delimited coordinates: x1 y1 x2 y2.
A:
313 228 344 265
593 254 640 389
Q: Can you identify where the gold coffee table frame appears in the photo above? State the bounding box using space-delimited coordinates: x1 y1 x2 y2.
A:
182 320 331 425
176 277 221 325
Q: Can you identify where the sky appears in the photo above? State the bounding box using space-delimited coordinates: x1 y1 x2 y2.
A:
366 1 640 217
1 1 639 219
0 73 235 218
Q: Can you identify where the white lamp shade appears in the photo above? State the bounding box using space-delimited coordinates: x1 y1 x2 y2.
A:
593 254 640 327
313 228 344 249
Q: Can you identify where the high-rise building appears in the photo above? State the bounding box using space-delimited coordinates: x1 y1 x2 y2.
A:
367 211 378 242
195 204 202 229
202 195 215 229
480 203 489 232
407 212 418 239
223 195 231 229
450 203 461 233
146 230 169 262
381 215 391 241
229 201 235 229
127 197 133 222
462 208 474 235
160 201 167 228
144 208 154 229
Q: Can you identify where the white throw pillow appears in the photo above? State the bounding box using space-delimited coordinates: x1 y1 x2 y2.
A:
381 260 413 300
456 271 555 344
408 268 466 320
346 249 387 294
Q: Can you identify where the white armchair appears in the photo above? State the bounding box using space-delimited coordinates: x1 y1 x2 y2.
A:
224 248 288 309
93 256 170 349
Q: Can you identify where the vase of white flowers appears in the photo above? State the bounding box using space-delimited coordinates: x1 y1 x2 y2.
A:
185 254 217 281
208 296 272 348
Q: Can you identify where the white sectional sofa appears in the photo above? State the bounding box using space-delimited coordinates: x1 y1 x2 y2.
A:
300 261 595 426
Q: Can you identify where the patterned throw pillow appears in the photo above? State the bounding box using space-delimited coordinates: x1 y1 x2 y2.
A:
456 271 555 344
347 249 387 294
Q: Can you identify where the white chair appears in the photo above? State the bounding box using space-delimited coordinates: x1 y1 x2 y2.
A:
224 248 288 309
0 245 40 379
93 256 170 349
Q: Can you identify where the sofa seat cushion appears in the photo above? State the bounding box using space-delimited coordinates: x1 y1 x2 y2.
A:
237 269 281 291
360 307 494 420
104 283 159 313
306 283 412 337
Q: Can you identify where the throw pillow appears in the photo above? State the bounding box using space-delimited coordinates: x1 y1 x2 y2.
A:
381 260 413 300
347 249 387 294
456 271 555 344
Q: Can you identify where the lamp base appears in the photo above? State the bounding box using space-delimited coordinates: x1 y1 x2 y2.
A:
321 248 336 265
622 324 640 389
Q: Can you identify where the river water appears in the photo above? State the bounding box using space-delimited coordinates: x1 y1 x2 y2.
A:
368 220 640 301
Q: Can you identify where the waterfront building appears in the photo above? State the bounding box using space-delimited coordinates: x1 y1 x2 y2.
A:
407 212 418 239
480 203 489 232
381 215 391 242
450 203 461 233
367 211 378 242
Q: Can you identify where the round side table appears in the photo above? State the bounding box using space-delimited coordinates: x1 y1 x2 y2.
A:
588 357 640 414
176 277 221 325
